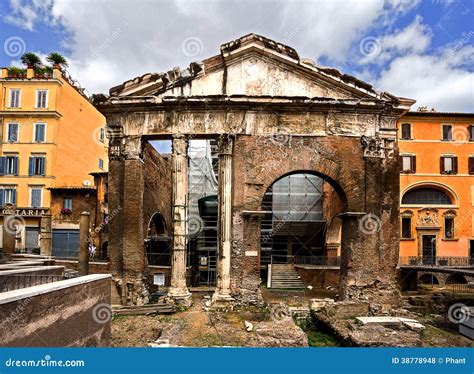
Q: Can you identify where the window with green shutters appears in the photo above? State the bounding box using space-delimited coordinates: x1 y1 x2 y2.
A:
9 89 20 108
28 156 46 176
0 156 19 176
0 187 17 206
34 123 46 142
7 123 18 142
30 188 42 207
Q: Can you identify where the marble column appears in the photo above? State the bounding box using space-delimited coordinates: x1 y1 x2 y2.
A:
167 135 192 307
212 135 234 304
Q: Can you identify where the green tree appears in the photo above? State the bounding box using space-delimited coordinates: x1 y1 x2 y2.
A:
46 52 69 69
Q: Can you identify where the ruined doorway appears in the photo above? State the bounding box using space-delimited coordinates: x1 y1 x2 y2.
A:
145 212 171 266
187 139 219 287
260 173 329 279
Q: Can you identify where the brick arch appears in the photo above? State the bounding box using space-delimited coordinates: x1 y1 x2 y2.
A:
237 136 365 212
247 156 359 212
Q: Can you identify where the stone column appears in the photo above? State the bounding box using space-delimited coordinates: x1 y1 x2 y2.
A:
167 135 192 307
2 205 17 257
39 214 52 256
78 211 90 276
212 135 235 304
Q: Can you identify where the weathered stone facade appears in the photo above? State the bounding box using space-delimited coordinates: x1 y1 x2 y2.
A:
96 34 414 307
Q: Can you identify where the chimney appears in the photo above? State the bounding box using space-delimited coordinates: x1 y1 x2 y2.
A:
1 68 8 78
53 64 62 79
26 65 34 78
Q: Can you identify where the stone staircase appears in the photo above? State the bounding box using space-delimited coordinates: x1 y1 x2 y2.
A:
63 268 79 279
270 264 305 289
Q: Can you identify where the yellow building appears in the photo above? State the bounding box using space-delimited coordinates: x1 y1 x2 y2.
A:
398 110 474 266
0 65 107 253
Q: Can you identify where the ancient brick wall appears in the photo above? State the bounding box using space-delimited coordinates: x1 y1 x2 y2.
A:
142 142 173 237
0 274 111 347
231 133 401 305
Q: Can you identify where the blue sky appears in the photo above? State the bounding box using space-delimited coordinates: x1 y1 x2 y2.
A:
0 0 472 111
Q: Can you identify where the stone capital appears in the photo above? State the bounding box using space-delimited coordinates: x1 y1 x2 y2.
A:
172 134 189 155
218 134 234 155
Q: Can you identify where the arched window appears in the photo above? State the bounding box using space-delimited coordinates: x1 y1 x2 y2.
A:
402 187 451 205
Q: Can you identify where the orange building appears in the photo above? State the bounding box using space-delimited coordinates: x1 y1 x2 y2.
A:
0 65 107 254
398 110 474 265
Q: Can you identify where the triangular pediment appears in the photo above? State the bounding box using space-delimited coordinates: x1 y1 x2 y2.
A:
110 34 395 102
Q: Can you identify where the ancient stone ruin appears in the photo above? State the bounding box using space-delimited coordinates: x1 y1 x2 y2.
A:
95 34 415 308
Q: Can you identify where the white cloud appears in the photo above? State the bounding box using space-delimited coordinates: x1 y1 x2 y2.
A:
2 0 471 113
3 0 52 31
45 0 391 93
376 49 474 111
360 15 432 64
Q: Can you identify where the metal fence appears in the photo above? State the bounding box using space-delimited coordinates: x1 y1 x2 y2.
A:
399 256 473 267
269 255 341 266
0 274 65 293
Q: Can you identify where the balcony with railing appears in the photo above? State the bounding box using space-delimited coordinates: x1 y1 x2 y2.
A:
398 256 474 268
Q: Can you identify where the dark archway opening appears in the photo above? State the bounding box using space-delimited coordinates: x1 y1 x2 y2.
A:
445 274 467 285
260 172 346 281
418 274 440 285
145 212 172 266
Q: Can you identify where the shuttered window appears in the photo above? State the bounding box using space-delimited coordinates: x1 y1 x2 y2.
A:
36 90 48 108
442 125 452 140
440 156 458 174
9 89 20 108
30 188 42 207
0 187 17 206
2 156 19 175
34 123 46 142
63 197 73 210
401 217 412 239
469 156 474 175
28 156 46 176
400 155 416 173
7 123 18 142
401 123 411 139
469 126 474 141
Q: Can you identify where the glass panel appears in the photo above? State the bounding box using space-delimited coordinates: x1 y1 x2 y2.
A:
444 157 453 172
402 188 451 205
402 156 411 171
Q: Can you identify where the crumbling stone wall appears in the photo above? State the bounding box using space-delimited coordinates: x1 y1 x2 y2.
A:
231 133 400 306
142 142 173 237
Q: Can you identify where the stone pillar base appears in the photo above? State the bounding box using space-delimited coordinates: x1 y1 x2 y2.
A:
211 290 235 308
166 289 192 308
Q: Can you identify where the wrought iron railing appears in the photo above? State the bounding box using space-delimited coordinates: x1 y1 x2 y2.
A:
0 274 65 293
270 255 341 266
293 255 341 266
399 256 473 267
